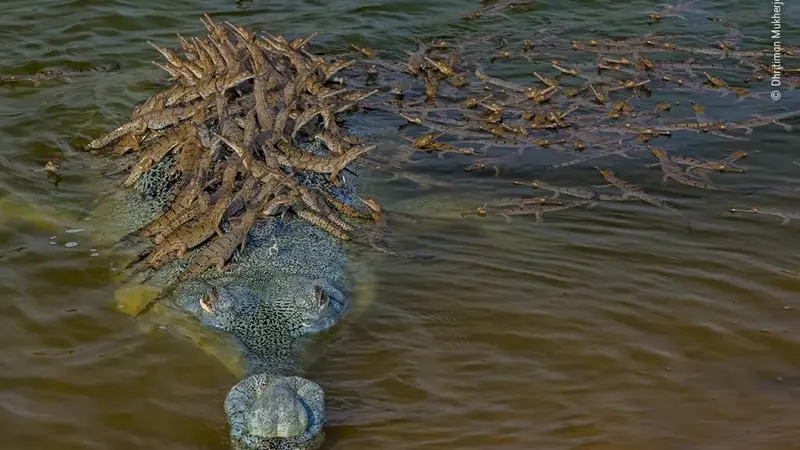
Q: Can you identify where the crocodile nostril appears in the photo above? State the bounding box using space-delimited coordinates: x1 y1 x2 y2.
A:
314 285 327 309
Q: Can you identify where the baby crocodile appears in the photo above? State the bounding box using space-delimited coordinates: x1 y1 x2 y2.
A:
296 208 351 241
513 180 632 202
464 160 501 176
111 133 143 156
313 129 358 157
179 209 258 280
647 154 745 174
145 194 233 269
722 150 760 167
122 123 196 187
467 200 595 222
0 63 121 86
484 196 562 207
474 69 527 92
461 196 562 217
595 166 680 215
291 105 334 140
164 70 253 108
423 142 485 157
513 180 598 200
138 178 207 240
730 207 800 225
649 146 720 190
171 132 208 177
275 141 376 184
244 43 282 129
724 110 799 134
148 40 205 81
148 161 240 246
87 101 212 150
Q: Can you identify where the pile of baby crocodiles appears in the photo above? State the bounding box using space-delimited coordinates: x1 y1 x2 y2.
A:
86 15 387 285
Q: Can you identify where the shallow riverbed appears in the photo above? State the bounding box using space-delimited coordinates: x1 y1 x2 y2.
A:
1 0 799 449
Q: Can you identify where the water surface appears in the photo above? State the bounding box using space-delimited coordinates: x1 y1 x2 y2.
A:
1 1 799 449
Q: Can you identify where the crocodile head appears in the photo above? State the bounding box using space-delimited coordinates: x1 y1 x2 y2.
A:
171 276 348 449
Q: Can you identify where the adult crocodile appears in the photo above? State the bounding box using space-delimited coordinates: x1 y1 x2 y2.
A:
94 151 370 450
79 15 385 450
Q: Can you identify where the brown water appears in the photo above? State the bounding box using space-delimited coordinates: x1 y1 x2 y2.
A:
1 0 800 449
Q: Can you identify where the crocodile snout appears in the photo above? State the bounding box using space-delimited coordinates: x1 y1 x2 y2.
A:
225 374 325 449
247 378 309 438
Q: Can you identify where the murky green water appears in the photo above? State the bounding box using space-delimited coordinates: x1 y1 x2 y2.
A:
1 0 800 449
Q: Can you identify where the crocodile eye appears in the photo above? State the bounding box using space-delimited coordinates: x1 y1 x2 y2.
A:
201 286 218 313
315 285 327 309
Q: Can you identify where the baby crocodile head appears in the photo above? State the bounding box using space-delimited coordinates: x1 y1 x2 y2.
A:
594 166 613 178
460 207 488 217
710 162 745 173
648 146 666 159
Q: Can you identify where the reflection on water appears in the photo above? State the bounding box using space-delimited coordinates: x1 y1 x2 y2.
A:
1 0 799 449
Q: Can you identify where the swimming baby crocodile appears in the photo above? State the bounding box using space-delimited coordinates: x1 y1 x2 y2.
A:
0 62 121 86
730 206 800 225
513 179 631 201
594 166 681 215
463 198 595 222
649 146 721 190
645 153 747 174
